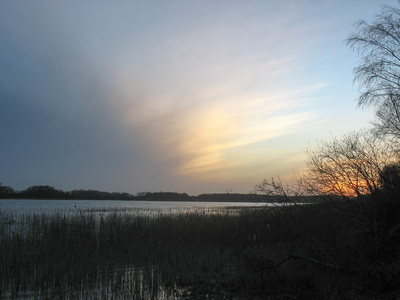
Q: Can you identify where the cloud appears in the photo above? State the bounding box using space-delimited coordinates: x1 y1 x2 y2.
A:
93 2 330 186
2 0 373 194
0 2 152 191
112 58 322 183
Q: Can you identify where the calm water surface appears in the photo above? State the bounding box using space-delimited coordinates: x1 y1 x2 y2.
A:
0 199 270 215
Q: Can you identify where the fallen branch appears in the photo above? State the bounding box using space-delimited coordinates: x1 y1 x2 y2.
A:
274 254 356 275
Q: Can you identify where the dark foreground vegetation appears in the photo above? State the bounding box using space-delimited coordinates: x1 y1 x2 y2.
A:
1 189 400 299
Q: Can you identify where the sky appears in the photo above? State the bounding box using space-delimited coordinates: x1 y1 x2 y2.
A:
0 0 397 195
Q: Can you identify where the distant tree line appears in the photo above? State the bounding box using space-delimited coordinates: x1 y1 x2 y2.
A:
0 184 268 202
0 184 139 200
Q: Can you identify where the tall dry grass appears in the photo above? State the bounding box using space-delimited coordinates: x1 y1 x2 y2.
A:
1 201 399 299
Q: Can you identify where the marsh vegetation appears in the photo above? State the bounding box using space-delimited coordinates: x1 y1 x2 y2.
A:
1 196 399 299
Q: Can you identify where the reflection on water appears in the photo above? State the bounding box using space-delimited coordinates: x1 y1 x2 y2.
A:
2 265 176 299
0 199 268 215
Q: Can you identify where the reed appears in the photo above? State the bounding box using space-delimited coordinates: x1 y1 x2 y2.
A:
0 201 398 299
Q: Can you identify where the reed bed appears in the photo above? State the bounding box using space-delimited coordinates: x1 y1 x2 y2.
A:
0 207 260 299
1 202 398 299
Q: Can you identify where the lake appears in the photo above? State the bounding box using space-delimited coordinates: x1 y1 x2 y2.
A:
0 198 272 215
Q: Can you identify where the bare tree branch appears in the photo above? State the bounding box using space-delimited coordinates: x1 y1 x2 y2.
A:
347 2 400 139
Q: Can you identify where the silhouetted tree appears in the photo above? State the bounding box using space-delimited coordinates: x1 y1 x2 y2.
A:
380 162 400 193
256 130 399 200
374 93 400 138
255 4 400 293
304 130 399 198
347 3 400 138
20 185 65 199
0 183 16 198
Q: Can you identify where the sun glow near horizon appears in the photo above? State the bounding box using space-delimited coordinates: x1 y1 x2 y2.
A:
113 74 319 183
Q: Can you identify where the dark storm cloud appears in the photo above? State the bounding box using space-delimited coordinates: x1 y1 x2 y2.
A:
0 2 151 192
